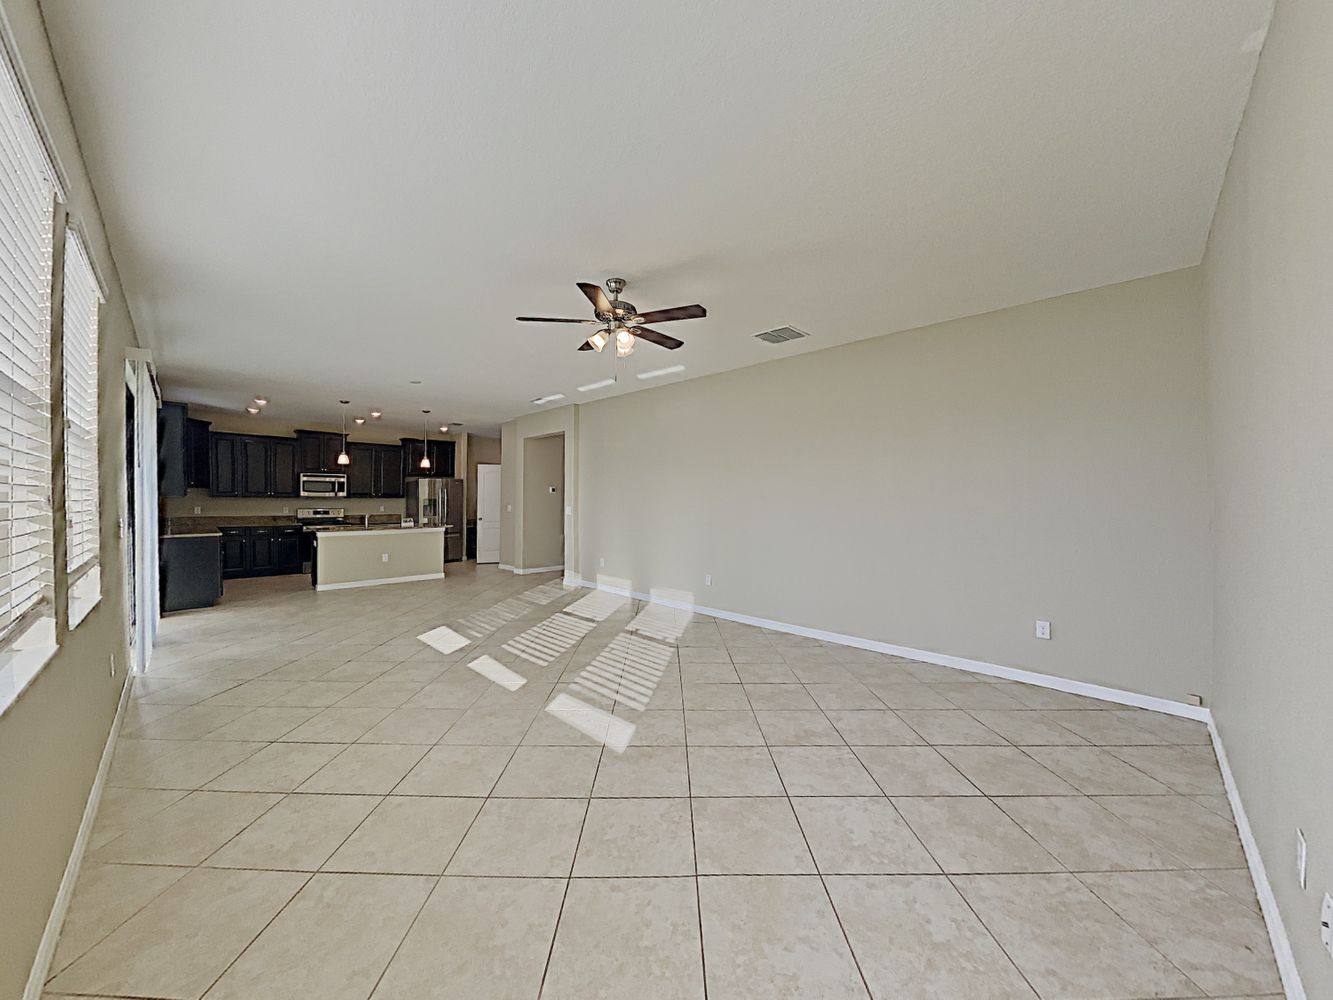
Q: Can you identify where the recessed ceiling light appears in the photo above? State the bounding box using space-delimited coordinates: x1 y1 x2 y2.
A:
577 378 616 392
531 393 566 405
246 406 260 415
438 424 449 433
353 416 366 425
253 396 268 406
636 365 685 381
369 409 383 419
409 380 422 385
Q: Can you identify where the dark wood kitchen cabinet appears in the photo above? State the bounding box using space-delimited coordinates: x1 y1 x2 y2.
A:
185 418 211 489
160 401 213 495
296 431 346 474
377 444 405 497
210 433 241 497
347 443 405 498
270 439 297 496
401 437 455 478
219 525 302 578
213 434 299 498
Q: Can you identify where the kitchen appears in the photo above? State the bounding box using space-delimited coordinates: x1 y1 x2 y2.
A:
157 400 501 610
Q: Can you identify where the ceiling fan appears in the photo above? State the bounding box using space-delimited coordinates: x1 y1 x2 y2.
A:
516 277 706 356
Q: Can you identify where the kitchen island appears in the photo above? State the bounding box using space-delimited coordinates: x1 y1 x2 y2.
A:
310 525 448 591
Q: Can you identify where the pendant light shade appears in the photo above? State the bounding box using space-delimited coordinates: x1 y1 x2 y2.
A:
586 329 609 353
420 409 432 470
337 399 351 466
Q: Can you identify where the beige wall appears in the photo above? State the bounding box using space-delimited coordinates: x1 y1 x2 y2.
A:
1202 0 1331 993
521 434 565 570
575 269 1212 701
465 433 500 521
313 530 444 588
0 2 138 995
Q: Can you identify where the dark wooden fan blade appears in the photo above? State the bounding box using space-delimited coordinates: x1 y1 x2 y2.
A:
633 304 706 324
577 281 613 315
515 316 599 324
631 325 684 350
577 340 595 351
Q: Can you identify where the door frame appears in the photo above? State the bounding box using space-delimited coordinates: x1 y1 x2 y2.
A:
124 349 159 673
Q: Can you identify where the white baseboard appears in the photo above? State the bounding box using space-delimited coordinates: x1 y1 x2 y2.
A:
563 576 1207 721
565 573 1304 995
24 673 133 1000
1208 716 1307 1000
503 564 564 575
315 571 446 592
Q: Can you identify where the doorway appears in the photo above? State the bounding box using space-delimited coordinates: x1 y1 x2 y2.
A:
476 463 501 563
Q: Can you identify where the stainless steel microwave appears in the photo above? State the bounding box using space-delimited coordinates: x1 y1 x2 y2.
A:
299 473 347 497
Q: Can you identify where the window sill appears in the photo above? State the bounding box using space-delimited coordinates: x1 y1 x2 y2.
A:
0 616 59 719
69 566 103 630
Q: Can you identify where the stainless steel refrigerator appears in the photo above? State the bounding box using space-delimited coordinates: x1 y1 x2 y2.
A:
406 477 465 562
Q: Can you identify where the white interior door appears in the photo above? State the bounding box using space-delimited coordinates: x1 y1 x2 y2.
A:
476 464 502 563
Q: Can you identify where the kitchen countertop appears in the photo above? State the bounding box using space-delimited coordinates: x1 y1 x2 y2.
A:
161 531 222 539
312 524 452 536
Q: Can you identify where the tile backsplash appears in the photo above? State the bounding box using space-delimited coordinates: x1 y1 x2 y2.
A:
162 488 407 519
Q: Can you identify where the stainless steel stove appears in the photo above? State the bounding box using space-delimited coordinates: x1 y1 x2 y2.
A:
296 507 345 527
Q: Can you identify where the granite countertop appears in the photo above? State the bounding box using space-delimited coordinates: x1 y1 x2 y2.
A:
162 514 403 537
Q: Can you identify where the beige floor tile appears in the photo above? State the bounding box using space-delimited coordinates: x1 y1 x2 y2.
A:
357 707 462 744
1003 686 1119 711
930 683 1029 711
864 682 956 710
492 745 601 797
203 678 305 707
770 746 880 795
47 867 306 999
205 742 344 792
684 709 764 745
49 863 188 976
805 682 885 710
853 745 979 795
955 873 1202 998
692 797 815 874
892 797 1062 873
1081 870 1281 995
687 746 785 796
683 682 752 710
543 877 705 1000
1022 745 1173 794
87 787 188 850
92 790 282 865
108 739 266 790
323 795 480 874
965 710 1089 746
265 680 369 707
402 677 489 709
998 795 1184 871
791 797 938 874
754 710 845 745
897 710 1008 745
296 743 428 794
742 683 818 710
1110 745 1226 795
333 681 425 709
1199 867 1262 912
1095 795 1247 868
617 708 687 746
206 793 379 870
205 705 323 741
203 872 434 1000
826 875 1037 998
937 746 1078 795
574 798 695 876
274 705 393 743
446 797 587 876
121 704 256 740
370 877 565 1000
698 875 867 999
394 744 513 796
437 708 537 745
823 710 923 745
1042 709 1160 745
593 745 689 796
734 662 800 683
1112 710 1212 745
786 661 856 684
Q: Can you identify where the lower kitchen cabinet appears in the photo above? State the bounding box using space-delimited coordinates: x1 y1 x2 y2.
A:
220 525 304 579
161 535 223 612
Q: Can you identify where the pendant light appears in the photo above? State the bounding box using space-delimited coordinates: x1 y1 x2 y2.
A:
419 409 432 471
336 400 351 466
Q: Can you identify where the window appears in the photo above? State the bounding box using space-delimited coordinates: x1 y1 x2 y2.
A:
62 229 100 625
0 44 57 644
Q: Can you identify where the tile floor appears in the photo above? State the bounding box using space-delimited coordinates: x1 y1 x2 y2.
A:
44 565 1283 999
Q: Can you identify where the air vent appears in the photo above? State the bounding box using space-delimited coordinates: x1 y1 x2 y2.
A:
754 325 809 345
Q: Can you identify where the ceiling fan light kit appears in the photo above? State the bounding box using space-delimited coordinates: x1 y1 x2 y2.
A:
516 277 704 355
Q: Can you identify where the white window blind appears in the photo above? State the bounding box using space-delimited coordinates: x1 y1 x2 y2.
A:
62 228 100 586
0 45 56 641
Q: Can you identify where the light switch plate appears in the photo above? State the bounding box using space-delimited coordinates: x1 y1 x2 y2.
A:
1321 893 1332 958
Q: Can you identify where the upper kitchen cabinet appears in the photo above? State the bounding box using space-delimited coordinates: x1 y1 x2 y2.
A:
296 431 345 474
157 401 189 497
401 437 455 478
185 418 211 489
211 433 298 497
347 442 404 498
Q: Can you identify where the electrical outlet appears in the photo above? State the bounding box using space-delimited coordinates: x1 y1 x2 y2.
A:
379 505 385 512
381 553 389 563
282 506 290 514
1034 620 1052 640
1321 893 1332 959
705 574 713 586
1298 829 1308 889
192 505 201 515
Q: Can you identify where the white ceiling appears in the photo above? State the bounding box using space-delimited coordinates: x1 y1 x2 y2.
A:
40 0 1270 436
